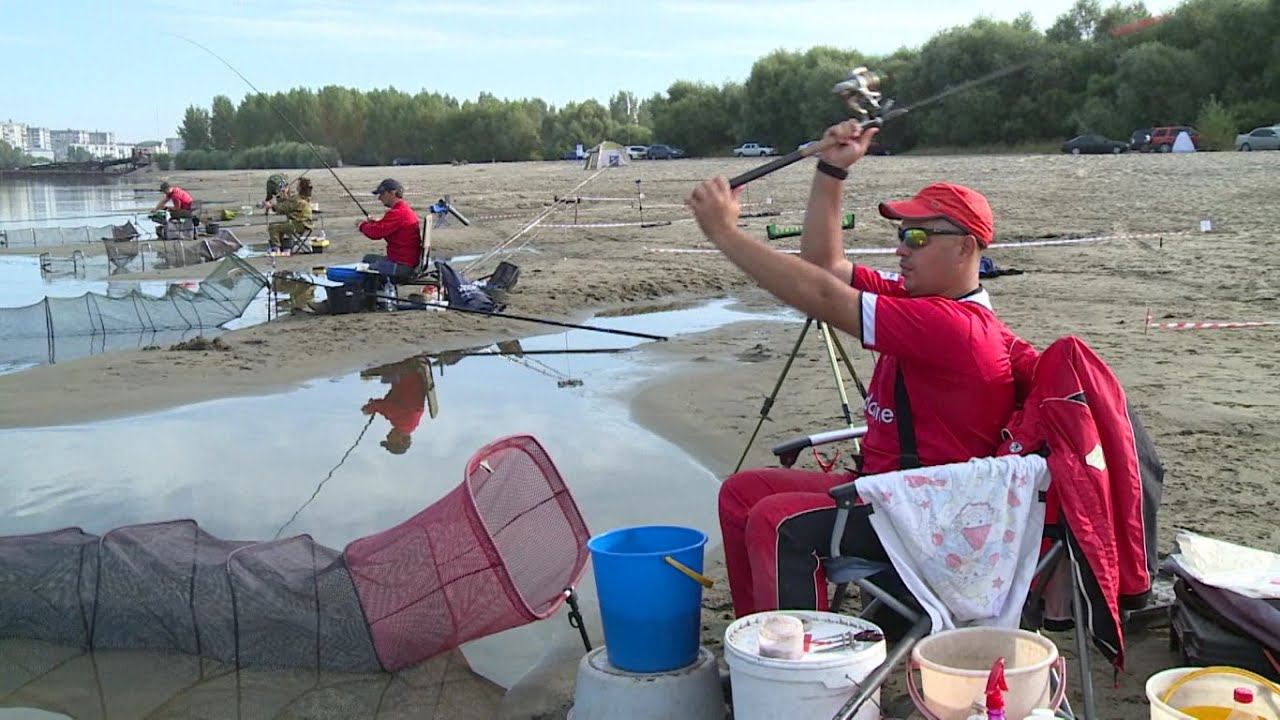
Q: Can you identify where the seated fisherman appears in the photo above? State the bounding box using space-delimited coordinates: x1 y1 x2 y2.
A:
357 178 421 280
265 177 315 252
361 357 434 455
154 181 196 219
685 122 1038 617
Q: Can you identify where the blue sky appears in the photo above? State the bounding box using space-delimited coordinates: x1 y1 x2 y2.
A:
1 0 1177 143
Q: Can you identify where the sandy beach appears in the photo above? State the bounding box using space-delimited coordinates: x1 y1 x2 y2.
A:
3 152 1278 718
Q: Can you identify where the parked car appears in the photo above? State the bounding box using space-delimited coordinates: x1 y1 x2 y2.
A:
1235 126 1280 151
733 142 776 157
647 143 685 160
797 140 818 151
1061 134 1129 154
625 145 648 160
1145 126 1201 152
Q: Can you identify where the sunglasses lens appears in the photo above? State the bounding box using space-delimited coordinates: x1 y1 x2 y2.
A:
899 228 928 248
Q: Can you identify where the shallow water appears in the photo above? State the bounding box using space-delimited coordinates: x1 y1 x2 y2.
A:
0 178 154 230
0 299 791 715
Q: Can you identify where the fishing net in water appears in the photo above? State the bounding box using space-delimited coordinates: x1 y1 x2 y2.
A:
0 224 120 247
104 228 244 272
0 434 591 673
0 254 265 339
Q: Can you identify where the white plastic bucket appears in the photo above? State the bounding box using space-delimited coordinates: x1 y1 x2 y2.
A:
724 611 886 720
907 627 1065 720
1146 666 1280 719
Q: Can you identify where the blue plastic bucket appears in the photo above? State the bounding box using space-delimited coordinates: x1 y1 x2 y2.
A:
587 525 708 673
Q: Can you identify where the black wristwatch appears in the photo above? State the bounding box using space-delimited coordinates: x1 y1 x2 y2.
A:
816 159 849 181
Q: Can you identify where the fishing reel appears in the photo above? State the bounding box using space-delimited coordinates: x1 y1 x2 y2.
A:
832 66 897 128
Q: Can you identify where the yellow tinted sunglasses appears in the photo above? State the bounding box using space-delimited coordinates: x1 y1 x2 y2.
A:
897 226 970 248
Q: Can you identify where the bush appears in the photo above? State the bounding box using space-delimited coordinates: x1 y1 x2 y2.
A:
152 153 172 171
174 142 340 171
1195 96 1237 151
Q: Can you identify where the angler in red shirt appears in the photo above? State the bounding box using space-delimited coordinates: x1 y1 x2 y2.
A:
358 178 422 279
686 122 1037 617
361 357 436 455
155 181 196 218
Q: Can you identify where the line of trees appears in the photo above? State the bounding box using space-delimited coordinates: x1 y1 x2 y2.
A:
0 140 38 169
176 0 1280 165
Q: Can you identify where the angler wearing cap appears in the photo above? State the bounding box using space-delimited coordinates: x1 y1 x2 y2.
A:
687 121 1037 617
357 178 422 279
154 181 197 219
265 177 315 252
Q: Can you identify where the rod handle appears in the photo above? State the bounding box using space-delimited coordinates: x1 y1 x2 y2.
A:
728 137 839 189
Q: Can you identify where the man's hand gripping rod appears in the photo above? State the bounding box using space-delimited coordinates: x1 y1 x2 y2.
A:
728 62 1030 189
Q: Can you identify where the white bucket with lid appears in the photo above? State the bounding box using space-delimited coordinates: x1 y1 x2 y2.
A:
724 611 886 720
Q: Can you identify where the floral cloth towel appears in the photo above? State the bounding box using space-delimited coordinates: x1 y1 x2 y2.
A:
856 455 1051 631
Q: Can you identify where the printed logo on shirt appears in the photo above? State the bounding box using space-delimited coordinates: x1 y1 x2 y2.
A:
864 393 895 425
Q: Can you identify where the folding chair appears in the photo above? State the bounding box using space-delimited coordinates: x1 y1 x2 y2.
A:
391 214 439 291
770 427 1096 720
284 226 316 255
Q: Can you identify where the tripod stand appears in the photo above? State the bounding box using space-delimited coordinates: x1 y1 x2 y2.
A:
734 317 868 473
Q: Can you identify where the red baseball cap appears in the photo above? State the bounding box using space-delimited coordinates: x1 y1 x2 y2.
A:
878 182 994 246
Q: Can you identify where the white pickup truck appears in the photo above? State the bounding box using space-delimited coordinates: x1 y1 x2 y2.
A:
733 142 776 157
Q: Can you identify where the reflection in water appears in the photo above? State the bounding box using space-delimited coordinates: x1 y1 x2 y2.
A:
0 638 499 720
0 178 149 230
361 356 438 455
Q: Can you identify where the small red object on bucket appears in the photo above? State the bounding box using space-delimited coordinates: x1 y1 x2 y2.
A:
985 657 1008 719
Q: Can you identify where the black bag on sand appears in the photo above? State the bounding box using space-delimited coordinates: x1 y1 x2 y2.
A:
1170 577 1280 680
485 261 520 293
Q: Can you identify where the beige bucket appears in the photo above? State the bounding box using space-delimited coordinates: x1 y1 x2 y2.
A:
1146 666 1280 719
907 627 1065 720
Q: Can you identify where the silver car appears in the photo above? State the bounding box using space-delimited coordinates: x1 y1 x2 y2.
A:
1235 126 1280 151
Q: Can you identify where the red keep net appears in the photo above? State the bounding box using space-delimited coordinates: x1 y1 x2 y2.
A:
344 434 590 671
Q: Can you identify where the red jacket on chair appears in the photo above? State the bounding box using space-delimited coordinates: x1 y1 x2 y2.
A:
998 336 1155 669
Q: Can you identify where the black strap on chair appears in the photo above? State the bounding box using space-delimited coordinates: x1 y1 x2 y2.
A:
894 366 921 470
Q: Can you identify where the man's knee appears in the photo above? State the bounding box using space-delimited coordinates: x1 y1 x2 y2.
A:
746 493 834 540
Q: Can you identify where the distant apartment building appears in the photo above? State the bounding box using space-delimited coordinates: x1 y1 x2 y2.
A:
88 130 114 145
25 127 53 161
26 126 51 151
0 120 27 150
165 137 185 155
51 129 90 160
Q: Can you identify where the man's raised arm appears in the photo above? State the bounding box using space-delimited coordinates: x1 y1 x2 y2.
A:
799 123 879 284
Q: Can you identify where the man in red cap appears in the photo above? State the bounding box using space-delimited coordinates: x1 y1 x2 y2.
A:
686 122 1037 618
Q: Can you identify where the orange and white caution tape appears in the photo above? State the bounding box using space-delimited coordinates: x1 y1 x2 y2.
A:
1145 308 1280 333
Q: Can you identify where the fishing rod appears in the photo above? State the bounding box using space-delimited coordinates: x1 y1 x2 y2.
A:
168 33 370 217
377 290 669 341
729 61 1033 188
274 272 668 341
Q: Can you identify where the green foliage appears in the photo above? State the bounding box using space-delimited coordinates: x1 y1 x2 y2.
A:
0 140 36 169
179 106 212 151
152 153 172 171
174 142 339 170
181 0 1277 160
210 95 236 151
1194 95 1237 149
65 147 94 162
